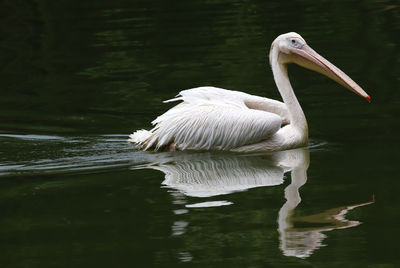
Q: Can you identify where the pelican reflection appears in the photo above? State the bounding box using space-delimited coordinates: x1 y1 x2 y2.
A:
134 148 373 258
147 152 286 198
276 149 374 258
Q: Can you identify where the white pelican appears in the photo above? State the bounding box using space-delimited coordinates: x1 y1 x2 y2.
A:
129 32 370 152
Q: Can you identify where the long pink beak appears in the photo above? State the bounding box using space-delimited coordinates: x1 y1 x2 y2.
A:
293 44 371 102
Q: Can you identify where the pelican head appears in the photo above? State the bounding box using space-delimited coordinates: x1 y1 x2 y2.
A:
270 32 371 102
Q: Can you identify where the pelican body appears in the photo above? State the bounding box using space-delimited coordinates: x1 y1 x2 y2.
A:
129 32 370 152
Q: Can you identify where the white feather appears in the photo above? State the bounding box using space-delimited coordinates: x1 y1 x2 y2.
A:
130 87 285 151
128 129 153 144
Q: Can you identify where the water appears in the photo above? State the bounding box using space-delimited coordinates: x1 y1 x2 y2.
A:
1 0 399 267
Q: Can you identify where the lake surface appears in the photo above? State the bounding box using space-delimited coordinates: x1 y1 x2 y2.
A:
1 0 399 267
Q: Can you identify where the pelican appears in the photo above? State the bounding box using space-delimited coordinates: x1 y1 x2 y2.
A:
129 32 370 152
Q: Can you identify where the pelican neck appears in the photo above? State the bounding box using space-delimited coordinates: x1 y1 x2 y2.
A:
269 47 308 134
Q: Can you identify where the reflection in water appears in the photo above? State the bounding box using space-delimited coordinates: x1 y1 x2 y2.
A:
279 198 374 258
139 148 373 259
146 152 284 198
277 151 374 258
0 134 374 260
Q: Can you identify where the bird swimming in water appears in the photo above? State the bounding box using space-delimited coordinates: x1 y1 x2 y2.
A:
129 32 370 152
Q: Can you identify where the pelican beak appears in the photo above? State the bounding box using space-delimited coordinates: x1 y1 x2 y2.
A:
292 44 371 102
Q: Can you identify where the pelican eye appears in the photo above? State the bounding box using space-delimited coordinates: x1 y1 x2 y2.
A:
289 38 302 48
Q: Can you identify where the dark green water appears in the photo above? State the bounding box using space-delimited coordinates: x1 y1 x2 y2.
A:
1 0 399 267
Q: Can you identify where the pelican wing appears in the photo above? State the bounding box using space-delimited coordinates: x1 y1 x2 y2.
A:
167 86 290 123
136 87 282 151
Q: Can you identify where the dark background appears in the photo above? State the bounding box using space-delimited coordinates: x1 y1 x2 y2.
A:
0 0 399 267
